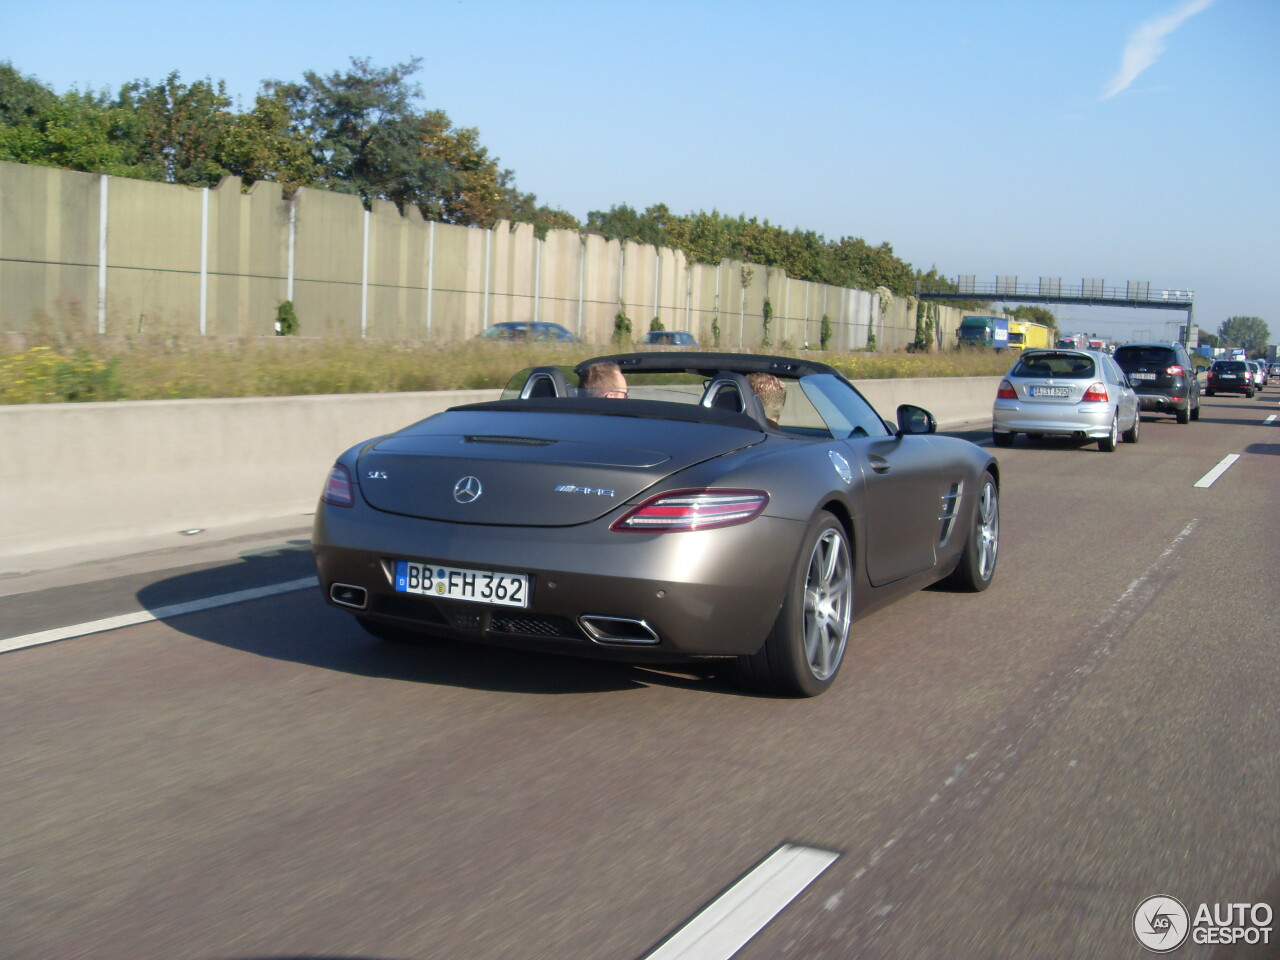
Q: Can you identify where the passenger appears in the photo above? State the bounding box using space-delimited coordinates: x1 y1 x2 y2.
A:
580 361 628 398
747 372 786 428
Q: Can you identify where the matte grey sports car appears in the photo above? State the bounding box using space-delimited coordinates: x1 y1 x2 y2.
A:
312 352 1000 697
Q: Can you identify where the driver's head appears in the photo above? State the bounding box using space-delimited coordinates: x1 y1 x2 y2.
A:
581 361 628 398
747 372 786 422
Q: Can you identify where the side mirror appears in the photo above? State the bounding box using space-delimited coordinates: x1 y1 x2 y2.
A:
896 404 937 436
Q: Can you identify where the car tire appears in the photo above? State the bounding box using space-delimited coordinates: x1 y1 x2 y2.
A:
992 430 1014 447
1191 401 1201 420
1123 411 1141 443
1098 413 1119 452
732 513 852 698
1205 389 1214 397
1175 405 1190 424
940 472 999 592
1247 388 1255 398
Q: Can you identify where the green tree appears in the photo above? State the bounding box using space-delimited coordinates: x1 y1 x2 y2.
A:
1218 316 1270 353
119 72 235 185
0 62 56 126
584 204 919 297
274 57 457 209
1197 330 1219 349
221 89 320 190
0 66 143 176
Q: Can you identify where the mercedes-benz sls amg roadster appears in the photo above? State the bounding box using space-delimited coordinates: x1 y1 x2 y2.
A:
312 352 1000 697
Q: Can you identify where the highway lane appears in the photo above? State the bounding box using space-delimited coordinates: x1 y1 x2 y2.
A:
1 384 1276 960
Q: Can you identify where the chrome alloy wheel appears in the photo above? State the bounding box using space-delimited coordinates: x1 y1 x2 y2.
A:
974 480 999 581
802 529 853 681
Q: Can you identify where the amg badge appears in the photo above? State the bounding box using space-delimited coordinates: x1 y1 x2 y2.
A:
554 484 616 497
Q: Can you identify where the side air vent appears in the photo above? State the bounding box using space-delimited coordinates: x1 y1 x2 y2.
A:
938 482 962 545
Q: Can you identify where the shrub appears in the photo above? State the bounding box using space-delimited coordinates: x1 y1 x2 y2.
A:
275 300 299 336
613 311 633 346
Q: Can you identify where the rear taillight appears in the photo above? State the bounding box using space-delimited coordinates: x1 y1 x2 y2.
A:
1081 382 1109 403
1166 365 1185 376
612 489 769 532
322 463 355 507
996 379 1017 400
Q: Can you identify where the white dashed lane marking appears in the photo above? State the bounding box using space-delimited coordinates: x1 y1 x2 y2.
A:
1194 454 1240 488
643 844 840 960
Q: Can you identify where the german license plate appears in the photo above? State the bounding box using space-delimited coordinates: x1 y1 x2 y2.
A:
394 560 529 608
1031 386 1070 397
1130 372 1156 380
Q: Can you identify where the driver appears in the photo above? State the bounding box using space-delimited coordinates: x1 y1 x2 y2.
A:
580 361 628 398
747 372 786 428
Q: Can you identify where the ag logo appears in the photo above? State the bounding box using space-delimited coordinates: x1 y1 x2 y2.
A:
1134 895 1189 953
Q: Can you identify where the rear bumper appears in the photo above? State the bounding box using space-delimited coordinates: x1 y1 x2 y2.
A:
1135 391 1189 412
312 501 806 659
992 401 1115 438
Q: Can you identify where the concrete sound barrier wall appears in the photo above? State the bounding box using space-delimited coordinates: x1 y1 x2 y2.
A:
0 379 998 561
1 161 973 352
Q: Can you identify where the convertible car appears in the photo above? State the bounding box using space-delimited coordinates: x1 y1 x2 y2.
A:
312 352 1000 697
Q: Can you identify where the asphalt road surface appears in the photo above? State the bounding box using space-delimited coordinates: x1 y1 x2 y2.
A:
2 384 1277 960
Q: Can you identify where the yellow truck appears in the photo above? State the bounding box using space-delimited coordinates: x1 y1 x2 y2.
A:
1008 321 1052 352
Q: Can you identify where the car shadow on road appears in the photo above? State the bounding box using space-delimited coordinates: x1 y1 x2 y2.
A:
136 550 746 698
1245 442 1280 456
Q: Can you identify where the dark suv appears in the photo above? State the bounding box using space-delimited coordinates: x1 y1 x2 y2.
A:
1113 342 1201 423
1205 359 1254 398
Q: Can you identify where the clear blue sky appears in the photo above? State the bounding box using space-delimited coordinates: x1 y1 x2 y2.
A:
8 0 1277 341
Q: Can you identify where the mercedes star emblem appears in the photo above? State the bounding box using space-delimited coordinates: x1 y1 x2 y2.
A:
453 476 483 503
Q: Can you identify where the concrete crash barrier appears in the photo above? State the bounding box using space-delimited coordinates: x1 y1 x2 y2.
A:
0 378 999 560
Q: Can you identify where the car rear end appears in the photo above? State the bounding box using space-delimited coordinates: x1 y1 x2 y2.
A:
312 404 808 660
992 350 1118 440
1206 360 1252 396
1113 344 1194 421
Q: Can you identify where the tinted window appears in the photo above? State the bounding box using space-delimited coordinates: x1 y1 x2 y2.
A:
799 374 891 439
1114 346 1176 367
1212 362 1246 373
1010 352 1096 379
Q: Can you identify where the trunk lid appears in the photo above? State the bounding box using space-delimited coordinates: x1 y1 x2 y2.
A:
355 407 763 526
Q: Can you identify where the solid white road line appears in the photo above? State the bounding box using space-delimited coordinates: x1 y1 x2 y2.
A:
1194 454 1240 488
644 844 840 960
0 576 318 655
1266 415 1277 425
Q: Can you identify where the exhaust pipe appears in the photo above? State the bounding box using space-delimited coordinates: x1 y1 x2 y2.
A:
579 615 660 646
329 583 368 609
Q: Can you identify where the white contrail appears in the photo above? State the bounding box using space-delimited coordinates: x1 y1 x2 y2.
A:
1102 0 1216 99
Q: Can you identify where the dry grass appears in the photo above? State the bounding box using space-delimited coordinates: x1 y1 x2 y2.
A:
0 334 1011 404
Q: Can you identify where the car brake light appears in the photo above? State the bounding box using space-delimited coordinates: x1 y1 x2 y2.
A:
322 463 355 507
1081 382 1109 403
1166 365 1185 376
612 489 769 532
996 379 1016 400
